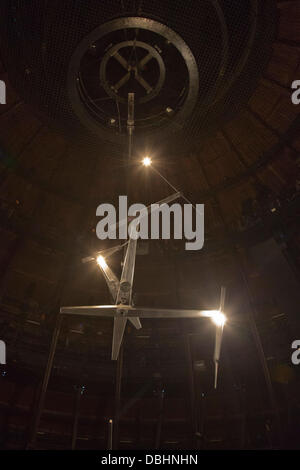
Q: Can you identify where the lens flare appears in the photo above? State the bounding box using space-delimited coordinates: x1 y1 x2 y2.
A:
97 255 107 269
210 310 226 327
142 156 152 167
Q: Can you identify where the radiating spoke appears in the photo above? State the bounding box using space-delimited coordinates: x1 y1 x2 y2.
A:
113 51 129 70
135 73 153 93
113 72 131 91
139 52 153 69
110 49 153 95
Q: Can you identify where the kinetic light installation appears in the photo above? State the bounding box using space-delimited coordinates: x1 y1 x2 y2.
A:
61 190 227 388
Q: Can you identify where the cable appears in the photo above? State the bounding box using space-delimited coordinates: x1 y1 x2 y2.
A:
149 164 203 216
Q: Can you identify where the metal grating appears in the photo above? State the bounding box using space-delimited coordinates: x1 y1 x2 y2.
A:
0 0 276 158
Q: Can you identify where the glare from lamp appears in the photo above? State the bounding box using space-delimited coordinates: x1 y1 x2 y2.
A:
210 310 226 327
142 156 152 167
97 255 107 269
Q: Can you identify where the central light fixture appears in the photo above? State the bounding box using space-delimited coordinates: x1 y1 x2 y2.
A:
142 156 152 167
210 310 226 327
97 255 108 269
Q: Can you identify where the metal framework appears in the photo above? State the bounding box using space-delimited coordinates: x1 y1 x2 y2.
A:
26 194 226 449
100 40 166 104
62 191 227 385
26 97 226 449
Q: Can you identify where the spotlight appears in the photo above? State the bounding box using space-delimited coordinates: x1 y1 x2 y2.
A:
97 255 107 269
210 311 226 327
142 156 152 167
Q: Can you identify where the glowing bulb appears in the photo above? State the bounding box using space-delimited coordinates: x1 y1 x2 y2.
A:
142 156 152 167
210 311 226 327
97 255 107 269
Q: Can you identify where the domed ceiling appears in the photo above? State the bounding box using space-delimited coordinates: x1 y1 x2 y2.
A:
0 0 299 450
0 0 277 155
0 0 299 233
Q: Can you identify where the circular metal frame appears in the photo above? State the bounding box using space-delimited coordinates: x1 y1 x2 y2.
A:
68 17 199 141
99 40 166 105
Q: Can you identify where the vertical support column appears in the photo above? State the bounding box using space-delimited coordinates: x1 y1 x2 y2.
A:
154 389 165 449
71 385 84 450
127 92 135 162
113 345 123 450
173 254 199 449
184 333 197 449
235 248 282 447
26 313 63 449
136 407 142 449
0 79 6 104
108 419 113 450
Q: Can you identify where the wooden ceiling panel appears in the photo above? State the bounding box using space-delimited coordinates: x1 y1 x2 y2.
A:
267 42 300 86
249 97 299 133
224 112 279 166
278 1 300 41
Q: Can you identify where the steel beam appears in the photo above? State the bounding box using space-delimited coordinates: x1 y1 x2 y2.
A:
113 345 123 449
71 385 84 450
26 314 63 449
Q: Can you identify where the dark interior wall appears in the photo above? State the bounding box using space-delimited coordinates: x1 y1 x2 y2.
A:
0 0 299 450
